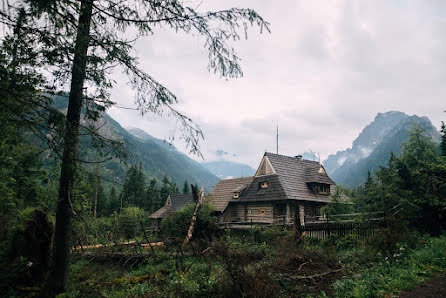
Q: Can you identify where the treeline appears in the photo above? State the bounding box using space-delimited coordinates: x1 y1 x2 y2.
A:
331 124 446 237
76 164 197 218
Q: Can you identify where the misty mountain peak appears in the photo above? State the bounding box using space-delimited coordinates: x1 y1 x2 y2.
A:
323 111 439 187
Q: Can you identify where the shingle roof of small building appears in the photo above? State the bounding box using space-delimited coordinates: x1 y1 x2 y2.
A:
208 176 254 212
170 193 194 210
149 193 194 219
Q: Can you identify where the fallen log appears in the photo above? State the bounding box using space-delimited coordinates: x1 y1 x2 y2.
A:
71 240 164 251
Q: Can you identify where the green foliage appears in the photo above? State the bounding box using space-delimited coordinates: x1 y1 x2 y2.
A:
321 186 355 219
0 209 53 294
354 124 446 235
441 121 446 157
160 175 179 204
182 179 190 194
333 235 446 297
119 207 146 239
0 50 50 213
146 177 162 213
120 165 146 208
161 203 216 239
249 225 291 244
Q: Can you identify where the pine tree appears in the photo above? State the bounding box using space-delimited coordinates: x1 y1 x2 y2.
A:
120 166 146 208
108 186 119 214
146 178 161 212
183 180 190 194
440 121 446 157
160 175 173 203
1 1 269 292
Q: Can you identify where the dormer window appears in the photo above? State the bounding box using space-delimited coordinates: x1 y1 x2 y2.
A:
233 192 240 199
259 181 269 189
314 184 329 195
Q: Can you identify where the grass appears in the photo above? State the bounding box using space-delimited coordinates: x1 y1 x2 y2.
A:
332 235 446 297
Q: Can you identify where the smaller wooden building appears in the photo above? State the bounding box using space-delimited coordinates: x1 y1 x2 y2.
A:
149 193 193 231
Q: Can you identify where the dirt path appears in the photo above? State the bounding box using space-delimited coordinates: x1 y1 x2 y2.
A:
399 272 446 298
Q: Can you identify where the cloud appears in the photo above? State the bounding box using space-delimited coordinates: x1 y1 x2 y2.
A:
107 0 446 168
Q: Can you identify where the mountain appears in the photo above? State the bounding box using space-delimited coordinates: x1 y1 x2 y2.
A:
124 126 219 188
324 111 440 188
52 95 219 189
201 161 256 179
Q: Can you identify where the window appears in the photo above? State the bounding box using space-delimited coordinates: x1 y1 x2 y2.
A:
320 185 329 194
259 181 268 189
314 184 330 195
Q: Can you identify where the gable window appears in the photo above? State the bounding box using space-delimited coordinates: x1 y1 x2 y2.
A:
259 181 269 189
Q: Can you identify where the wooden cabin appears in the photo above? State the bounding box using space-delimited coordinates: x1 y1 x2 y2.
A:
149 193 193 231
208 152 335 228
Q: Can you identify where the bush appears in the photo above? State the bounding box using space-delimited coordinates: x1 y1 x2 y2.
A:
161 203 216 240
0 208 53 294
119 207 146 239
250 225 291 244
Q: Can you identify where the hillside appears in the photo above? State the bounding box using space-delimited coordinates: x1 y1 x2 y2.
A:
324 111 440 188
52 95 219 188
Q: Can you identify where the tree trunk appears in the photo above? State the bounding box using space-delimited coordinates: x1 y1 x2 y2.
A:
94 164 99 219
47 0 94 293
183 186 204 246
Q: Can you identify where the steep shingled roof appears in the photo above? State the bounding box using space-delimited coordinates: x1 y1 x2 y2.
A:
304 164 335 185
149 193 194 219
264 152 334 203
238 174 287 202
208 176 254 212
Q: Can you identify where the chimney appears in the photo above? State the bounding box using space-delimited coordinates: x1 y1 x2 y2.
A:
295 155 302 160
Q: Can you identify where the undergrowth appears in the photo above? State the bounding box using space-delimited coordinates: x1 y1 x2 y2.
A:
56 228 446 298
332 234 446 297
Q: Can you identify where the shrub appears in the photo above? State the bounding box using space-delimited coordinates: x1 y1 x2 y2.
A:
119 207 146 239
0 208 53 294
161 203 216 240
250 225 291 244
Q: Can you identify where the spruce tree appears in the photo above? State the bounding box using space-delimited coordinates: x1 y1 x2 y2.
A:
146 178 161 212
440 121 446 157
108 186 119 214
120 166 146 207
183 180 190 194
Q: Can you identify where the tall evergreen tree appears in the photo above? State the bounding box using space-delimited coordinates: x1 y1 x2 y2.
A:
108 186 119 214
120 166 146 207
1 0 269 292
182 180 190 194
146 178 161 212
440 121 446 157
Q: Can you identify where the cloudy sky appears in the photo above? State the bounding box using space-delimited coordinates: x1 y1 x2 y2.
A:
108 0 446 168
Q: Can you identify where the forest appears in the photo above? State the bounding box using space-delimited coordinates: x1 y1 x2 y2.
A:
1 0 446 297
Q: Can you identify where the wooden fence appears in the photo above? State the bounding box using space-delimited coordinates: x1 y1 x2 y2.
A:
300 221 383 240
